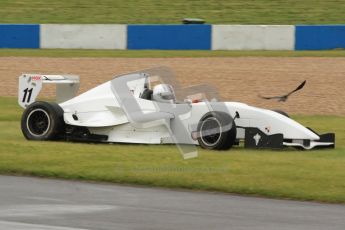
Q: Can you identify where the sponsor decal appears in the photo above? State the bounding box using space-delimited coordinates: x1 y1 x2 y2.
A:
31 76 42 81
265 126 271 133
253 133 261 146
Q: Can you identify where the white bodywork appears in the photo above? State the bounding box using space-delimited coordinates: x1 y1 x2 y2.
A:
18 68 334 150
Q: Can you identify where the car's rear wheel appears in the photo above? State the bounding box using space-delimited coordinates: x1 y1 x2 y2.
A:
21 101 65 140
197 111 237 150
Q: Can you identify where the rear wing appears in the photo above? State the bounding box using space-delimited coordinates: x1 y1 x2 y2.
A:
18 74 80 109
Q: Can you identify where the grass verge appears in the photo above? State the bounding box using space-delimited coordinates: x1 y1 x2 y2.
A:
0 97 344 203
1 0 345 24
2 49 345 58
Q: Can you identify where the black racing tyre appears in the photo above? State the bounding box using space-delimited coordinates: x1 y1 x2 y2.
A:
197 111 237 150
21 101 65 140
273 109 290 118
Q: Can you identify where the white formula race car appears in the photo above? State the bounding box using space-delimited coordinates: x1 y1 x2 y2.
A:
18 67 334 155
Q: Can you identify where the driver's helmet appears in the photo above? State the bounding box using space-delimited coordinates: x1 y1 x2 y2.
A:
152 84 176 103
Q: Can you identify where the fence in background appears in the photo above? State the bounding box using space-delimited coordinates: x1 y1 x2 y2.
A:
212 25 294 50
0 24 39 48
127 25 211 50
40 24 126 49
0 24 345 50
295 25 345 50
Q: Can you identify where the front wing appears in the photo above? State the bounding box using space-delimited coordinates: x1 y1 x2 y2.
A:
244 127 335 150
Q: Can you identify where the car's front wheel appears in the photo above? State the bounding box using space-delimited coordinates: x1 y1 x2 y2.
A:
197 111 237 150
21 101 65 140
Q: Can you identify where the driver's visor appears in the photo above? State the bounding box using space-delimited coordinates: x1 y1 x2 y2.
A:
161 94 175 100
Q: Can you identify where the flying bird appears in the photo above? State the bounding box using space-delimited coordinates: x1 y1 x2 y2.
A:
259 80 306 102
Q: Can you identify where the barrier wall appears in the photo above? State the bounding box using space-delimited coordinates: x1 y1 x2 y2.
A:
295 25 345 50
0 24 39 48
212 25 294 50
1 24 345 50
40 24 126 49
127 25 211 50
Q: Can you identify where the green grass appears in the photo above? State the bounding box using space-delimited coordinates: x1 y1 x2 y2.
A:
2 49 345 58
1 0 345 24
0 97 344 203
